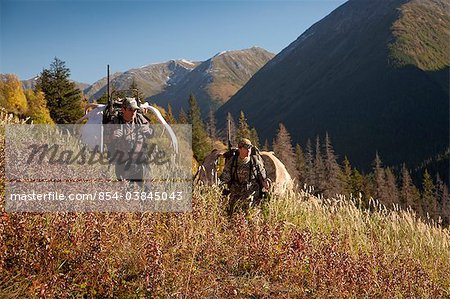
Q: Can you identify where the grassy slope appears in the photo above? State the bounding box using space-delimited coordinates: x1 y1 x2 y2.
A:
207 48 276 105
389 0 450 70
1 181 449 297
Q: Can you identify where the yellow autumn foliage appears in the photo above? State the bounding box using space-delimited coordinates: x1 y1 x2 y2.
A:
0 74 28 114
23 89 54 124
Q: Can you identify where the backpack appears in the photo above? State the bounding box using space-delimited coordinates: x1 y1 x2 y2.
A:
228 147 270 201
102 99 122 124
102 98 151 125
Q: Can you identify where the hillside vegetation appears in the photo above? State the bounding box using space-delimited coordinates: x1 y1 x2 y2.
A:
1 185 448 297
217 0 449 173
389 0 450 70
0 110 448 298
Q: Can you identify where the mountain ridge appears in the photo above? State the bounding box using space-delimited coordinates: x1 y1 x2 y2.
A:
216 0 449 172
149 47 275 115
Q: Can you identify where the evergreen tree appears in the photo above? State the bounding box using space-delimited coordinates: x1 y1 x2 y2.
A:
442 184 450 226
262 139 270 151
295 144 306 187
384 167 399 208
400 164 422 216
435 174 450 225
273 123 298 180
341 156 353 197
226 112 237 146
237 111 251 141
0 74 28 114
434 173 444 215
178 108 188 124
36 57 83 123
165 104 177 124
373 152 388 204
206 107 216 140
188 94 211 162
129 79 145 103
249 128 260 149
24 89 53 124
350 168 364 199
96 92 108 105
314 136 325 194
421 169 436 219
323 133 343 197
304 139 314 187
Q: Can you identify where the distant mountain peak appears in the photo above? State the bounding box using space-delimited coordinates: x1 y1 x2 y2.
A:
83 48 274 108
149 47 275 116
179 59 195 66
21 75 89 92
214 51 229 57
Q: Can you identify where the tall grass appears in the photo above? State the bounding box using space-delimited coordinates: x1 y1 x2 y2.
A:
0 184 449 298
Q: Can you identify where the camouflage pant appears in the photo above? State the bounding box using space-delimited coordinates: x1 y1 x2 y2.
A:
115 162 149 190
227 183 262 216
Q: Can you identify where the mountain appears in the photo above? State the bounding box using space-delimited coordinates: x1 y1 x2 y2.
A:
84 60 200 101
21 76 89 92
149 47 275 115
217 0 449 172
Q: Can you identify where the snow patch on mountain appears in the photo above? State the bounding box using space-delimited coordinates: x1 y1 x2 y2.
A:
180 59 195 66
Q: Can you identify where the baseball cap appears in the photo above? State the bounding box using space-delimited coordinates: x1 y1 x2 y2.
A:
122 97 140 111
238 138 252 149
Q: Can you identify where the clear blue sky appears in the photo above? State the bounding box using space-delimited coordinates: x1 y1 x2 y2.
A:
1 0 346 84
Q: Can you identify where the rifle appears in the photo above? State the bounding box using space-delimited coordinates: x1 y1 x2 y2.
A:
107 65 113 117
250 148 270 202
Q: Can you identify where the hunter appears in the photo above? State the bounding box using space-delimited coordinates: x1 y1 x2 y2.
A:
220 138 270 215
104 97 153 187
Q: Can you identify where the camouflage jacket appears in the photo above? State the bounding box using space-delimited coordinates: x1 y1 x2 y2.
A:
104 113 153 162
220 155 267 200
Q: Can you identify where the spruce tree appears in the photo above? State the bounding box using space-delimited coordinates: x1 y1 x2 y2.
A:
36 58 83 123
165 104 177 124
435 173 444 207
341 156 353 197
350 168 364 199
442 184 450 226
96 92 108 105
435 174 450 225
178 108 188 124
434 173 449 223
304 139 314 187
273 123 298 180
323 133 343 197
188 94 211 162
249 128 260 149
422 169 436 219
373 152 387 204
262 139 270 151
400 164 422 216
206 107 216 140
129 79 145 103
384 167 399 208
314 136 325 194
295 144 306 187
226 112 237 146
237 111 251 141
